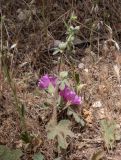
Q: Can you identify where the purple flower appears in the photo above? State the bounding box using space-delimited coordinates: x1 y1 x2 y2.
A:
60 86 81 105
72 95 81 105
38 74 81 105
38 74 57 89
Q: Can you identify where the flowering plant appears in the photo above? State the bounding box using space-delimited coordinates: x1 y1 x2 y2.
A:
38 10 83 149
38 74 81 105
38 74 57 89
38 72 84 149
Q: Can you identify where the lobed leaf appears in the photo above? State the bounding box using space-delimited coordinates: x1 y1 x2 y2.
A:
46 120 74 149
0 145 22 160
33 153 44 160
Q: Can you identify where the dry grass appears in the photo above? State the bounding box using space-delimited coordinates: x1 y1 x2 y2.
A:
1 0 121 159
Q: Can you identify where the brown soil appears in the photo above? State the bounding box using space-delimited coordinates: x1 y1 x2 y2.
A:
1 0 121 160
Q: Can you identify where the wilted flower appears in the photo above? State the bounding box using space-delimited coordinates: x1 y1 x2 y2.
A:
38 74 57 89
60 85 81 105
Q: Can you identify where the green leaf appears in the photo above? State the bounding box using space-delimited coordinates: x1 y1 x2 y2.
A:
46 120 74 149
100 119 118 150
53 49 60 55
70 12 77 21
58 42 67 50
74 26 80 31
59 81 65 90
59 71 68 79
59 79 69 90
75 73 80 85
33 153 44 160
21 104 25 117
67 109 85 127
0 145 23 160
48 84 55 94
64 21 69 29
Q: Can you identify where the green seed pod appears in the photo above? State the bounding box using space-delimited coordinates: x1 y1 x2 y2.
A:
75 26 80 31
59 42 67 50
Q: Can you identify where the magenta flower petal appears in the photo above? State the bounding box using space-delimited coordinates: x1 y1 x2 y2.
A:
38 74 81 105
60 85 81 105
38 74 50 89
71 95 81 105
59 85 69 99
38 74 57 89
66 90 76 101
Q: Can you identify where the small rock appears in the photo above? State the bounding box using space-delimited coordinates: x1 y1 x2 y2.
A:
78 63 84 69
92 101 102 108
84 68 89 73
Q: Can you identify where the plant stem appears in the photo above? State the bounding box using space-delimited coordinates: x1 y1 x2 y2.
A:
58 53 64 74
51 85 59 126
